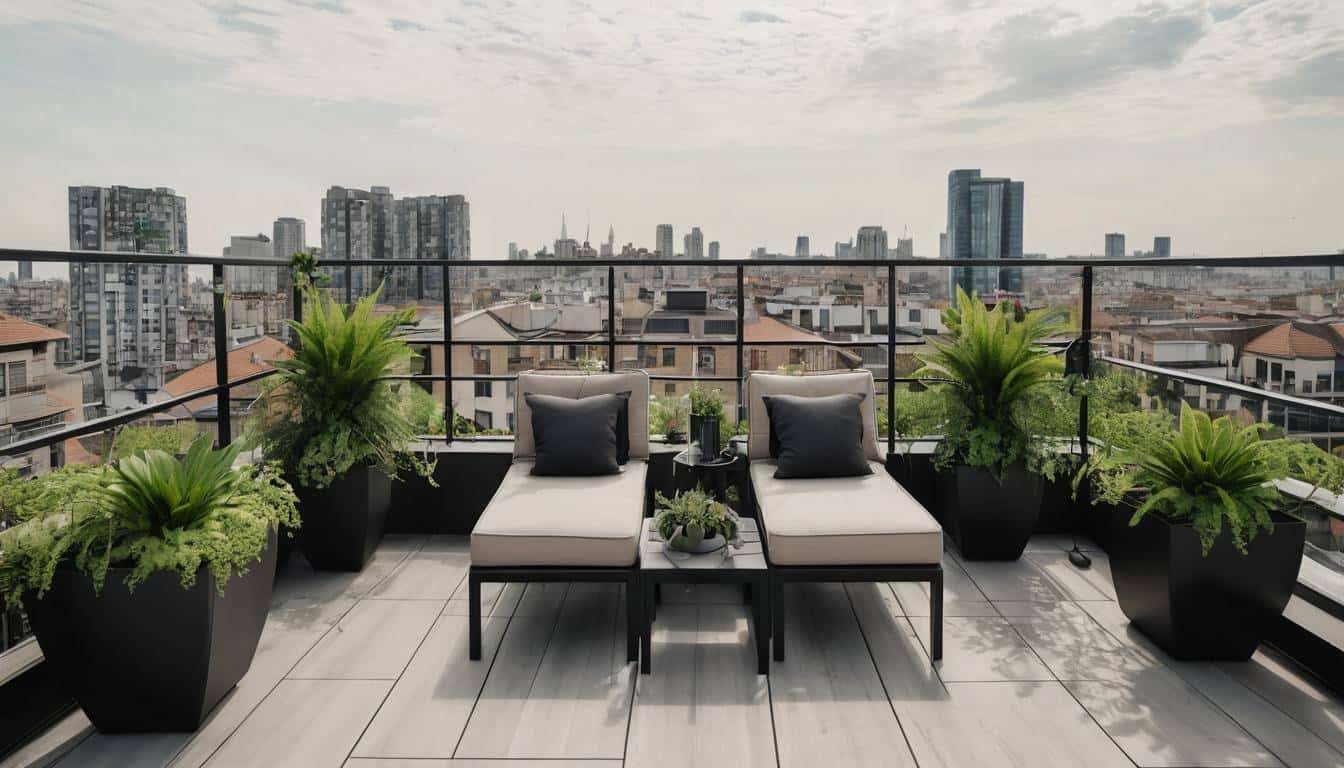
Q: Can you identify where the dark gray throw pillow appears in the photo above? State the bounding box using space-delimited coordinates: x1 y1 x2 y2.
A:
762 393 873 479
526 391 631 476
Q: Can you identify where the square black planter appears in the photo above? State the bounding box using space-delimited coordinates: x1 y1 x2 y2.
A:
23 530 277 733
1109 508 1306 661
937 464 1043 561
296 465 391 572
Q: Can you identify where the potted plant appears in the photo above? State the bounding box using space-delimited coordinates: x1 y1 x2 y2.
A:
916 288 1069 560
0 437 298 732
1083 403 1316 660
654 487 741 554
688 385 726 460
252 283 434 571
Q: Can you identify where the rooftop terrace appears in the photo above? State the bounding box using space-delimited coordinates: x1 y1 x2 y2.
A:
6 532 1342 768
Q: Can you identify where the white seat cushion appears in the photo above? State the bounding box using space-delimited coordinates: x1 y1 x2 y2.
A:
471 460 647 567
750 460 942 566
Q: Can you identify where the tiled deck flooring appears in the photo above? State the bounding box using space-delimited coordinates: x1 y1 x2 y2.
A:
9 534 1344 768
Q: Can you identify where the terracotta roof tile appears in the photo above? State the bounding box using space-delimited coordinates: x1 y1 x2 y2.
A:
743 316 826 343
1244 322 1337 360
164 336 292 412
0 314 67 348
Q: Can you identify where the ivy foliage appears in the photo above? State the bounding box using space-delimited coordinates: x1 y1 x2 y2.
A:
916 287 1069 479
250 283 435 489
0 436 299 608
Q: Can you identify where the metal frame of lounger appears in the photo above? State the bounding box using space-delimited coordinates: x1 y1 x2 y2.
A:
468 565 640 663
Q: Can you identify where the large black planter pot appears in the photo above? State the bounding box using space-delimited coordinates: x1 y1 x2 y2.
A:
1109 509 1306 661
937 464 1043 560
23 529 277 733
296 465 391 572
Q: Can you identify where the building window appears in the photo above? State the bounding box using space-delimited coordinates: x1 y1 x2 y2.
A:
750 349 768 371
662 347 676 367
1270 362 1282 381
697 347 716 375
477 411 493 430
789 348 804 365
7 362 26 393
1255 359 1268 381
665 382 676 395
475 381 492 398
1318 374 1333 393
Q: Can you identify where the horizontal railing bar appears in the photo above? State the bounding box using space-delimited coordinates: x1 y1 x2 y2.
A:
4 248 1341 270
1101 357 1344 417
400 337 932 347
0 369 277 458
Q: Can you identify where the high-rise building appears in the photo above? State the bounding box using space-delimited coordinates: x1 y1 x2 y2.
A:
896 238 913 259
17 262 31 280
1105 233 1126 260
945 169 1024 296
223 234 278 293
272 217 306 263
708 241 720 260
795 235 810 258
656 224 674 259
68 185 190 395
600 226 615 258
835 240 853 259
684 227 704 260
321 185 395 299
855 226 888 260
1153 236 1172 259
508 242 519 260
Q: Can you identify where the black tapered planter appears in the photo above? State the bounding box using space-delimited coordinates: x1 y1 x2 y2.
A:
23 529 277 733
937 463 1042 560
295 464 391 572
1109 508 1305 661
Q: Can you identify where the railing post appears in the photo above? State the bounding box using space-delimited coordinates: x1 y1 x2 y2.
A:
736 264 745 424
1079 266 1093 463
607 265 616 370
212 264 231 447
887 262 896 456
443 261 453 443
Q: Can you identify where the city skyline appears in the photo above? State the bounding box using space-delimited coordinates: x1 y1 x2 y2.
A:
2 2 1342 272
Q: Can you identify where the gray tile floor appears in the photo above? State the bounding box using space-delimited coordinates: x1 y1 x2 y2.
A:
9 534 1344 768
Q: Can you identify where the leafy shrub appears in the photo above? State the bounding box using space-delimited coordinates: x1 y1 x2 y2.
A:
651 394 688 439
0 436 299 607
653 487 740 545
250 283 434 489
689 385 725 418
110 422 198 461
916 287 1068 478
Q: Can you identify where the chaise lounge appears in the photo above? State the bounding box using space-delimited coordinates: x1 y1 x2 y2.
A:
746 370 944 661
467 370 650 662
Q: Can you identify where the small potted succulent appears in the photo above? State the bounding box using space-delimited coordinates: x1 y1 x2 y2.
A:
654 487 741 554
1081 402 1317 660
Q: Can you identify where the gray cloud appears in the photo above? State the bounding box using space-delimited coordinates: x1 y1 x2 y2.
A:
388 18 428 33
1210 0 1265 23
740 10 784 24
850 40 955 91
974 8 1206 106
215 4 278 40
1258 49 1344 105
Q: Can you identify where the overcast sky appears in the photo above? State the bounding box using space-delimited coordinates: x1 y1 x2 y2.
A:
1 0 1342 275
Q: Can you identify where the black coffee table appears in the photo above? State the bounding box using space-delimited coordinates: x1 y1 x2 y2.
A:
638 517 770 675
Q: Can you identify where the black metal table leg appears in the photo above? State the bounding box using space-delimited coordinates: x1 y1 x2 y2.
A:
753 574 770 675
641 577 654 674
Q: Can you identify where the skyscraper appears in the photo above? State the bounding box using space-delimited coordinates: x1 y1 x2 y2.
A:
68 185 189 394
656 224 674 259
945 169 1024 296
939 232 949 260
855 226 888 261
708 241 720 260
391 194 469 301
508 242 519 260
321 185 394 299
835 239 853 259
1105 233 1126 260
223 234 276 293
17 262 31 280
895 238 913 259
1153 236 1172 259
684 227 704 260
600 226 615 258
272 217 306 263
795 235 810 258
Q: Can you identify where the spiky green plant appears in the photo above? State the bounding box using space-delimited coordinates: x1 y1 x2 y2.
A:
251 283 434 489
0 436 299 607
916 287 1068 477
1095 402 1281 554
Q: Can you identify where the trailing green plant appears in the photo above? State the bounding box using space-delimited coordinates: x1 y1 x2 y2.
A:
653 487 740 546
916 287 1068 479
109 422 198 461
249 283 435 489
1086 402 1283 555
0 436 300 608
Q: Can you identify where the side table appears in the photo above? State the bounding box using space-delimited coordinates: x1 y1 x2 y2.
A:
672 450 745 503
639 517 770 675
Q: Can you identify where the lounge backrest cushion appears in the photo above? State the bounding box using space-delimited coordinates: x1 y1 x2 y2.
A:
526 391 630 476
763 392 874 478
514 370 650 459
747 370 880 461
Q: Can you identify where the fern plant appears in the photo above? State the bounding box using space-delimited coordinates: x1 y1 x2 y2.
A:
916 287 1068 478
0 436 299 607
250 283 435 489
1090 402 1282 554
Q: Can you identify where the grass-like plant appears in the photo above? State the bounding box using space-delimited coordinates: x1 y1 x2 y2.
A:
916 287 1068 478
653 487 740 549
0 436 299 607
251 283 434 489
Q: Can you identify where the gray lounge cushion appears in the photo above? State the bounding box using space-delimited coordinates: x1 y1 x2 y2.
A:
514 371 650 460
750 460 941 565
525 391 631 476
763 392 873 478
471 460 647 567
